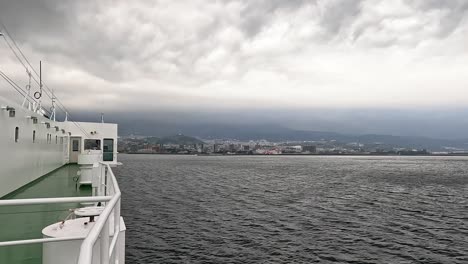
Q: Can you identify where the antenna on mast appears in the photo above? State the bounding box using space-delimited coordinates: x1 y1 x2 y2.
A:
34 61 42 100
33 61 44 115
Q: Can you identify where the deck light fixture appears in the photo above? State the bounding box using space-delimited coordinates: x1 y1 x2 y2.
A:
2 106 15 117
26 116 38 124
41 122 51 128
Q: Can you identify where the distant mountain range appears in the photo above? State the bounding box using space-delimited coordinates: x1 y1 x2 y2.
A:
141 135 205 145
119 122 468 151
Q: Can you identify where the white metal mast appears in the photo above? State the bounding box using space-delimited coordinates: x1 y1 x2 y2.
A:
21 68 32 110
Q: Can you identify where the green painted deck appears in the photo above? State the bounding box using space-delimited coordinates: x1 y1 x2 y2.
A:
0 164 92 264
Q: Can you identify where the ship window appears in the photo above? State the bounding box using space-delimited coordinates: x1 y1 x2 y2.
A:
15 127 19 142
33 130 36 143
84 139 101 150
72 139 80 152
103 138 114 161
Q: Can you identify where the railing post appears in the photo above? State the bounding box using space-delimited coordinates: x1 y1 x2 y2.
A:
113 200 121 263
99 164 106 196
104 166 108 197
100 219 110 264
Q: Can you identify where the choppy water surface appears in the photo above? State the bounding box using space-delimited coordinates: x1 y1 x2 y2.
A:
114 155 468 263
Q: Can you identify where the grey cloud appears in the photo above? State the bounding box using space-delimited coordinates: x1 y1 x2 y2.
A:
5 0 466 86
319 0 363 36
411 0 468 38
352 0 468 47
238 0 364 39
239 0 309 37
0 0 75 40
1 0 468 122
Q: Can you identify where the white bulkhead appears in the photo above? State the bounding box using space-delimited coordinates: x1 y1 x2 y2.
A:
0 95 119 197
0 96 66 197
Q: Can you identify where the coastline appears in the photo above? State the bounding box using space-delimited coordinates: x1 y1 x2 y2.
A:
119 152 468 157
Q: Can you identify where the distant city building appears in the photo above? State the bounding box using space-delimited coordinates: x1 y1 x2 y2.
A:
302 145 316 153
282 146 302 153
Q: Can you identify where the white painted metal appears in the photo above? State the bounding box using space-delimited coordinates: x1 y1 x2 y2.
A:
0 236 84 247
0 163 125 264
0 92 124 263
78 151 102 185
64 122 119 164
77 163 124 264
42 217 126 264
0 96 66 197
74 206 105 217
0 196 111 206
70 137 82 163
0 95 120 197
78 151 102 164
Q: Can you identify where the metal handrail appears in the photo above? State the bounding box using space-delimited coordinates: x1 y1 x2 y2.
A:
0 195 113 247
0 196 112 206
0 162 123 264
0 236 85 247
77 162 121 264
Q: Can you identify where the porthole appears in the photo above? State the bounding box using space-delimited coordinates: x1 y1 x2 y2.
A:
14 127 19 142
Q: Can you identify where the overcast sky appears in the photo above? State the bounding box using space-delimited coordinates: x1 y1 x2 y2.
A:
1 0 468 137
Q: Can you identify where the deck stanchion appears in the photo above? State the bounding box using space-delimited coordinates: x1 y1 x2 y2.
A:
100 219 110 264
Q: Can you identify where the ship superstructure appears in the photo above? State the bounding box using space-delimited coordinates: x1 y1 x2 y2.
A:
0 25 125 264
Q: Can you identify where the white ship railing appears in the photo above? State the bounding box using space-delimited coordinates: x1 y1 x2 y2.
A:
0 162 122 264
78 162 122 264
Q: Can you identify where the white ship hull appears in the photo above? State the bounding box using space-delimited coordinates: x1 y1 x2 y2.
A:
0 95 119 198
0 95 124 263
0 96 66 197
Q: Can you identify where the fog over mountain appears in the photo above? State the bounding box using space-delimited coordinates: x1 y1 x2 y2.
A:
69 107 468 141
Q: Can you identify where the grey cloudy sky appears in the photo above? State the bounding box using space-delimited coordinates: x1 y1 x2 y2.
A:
1 0 468 138
1 0 468 108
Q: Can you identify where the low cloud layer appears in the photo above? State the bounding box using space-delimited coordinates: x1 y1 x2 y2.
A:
1 0 468 137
